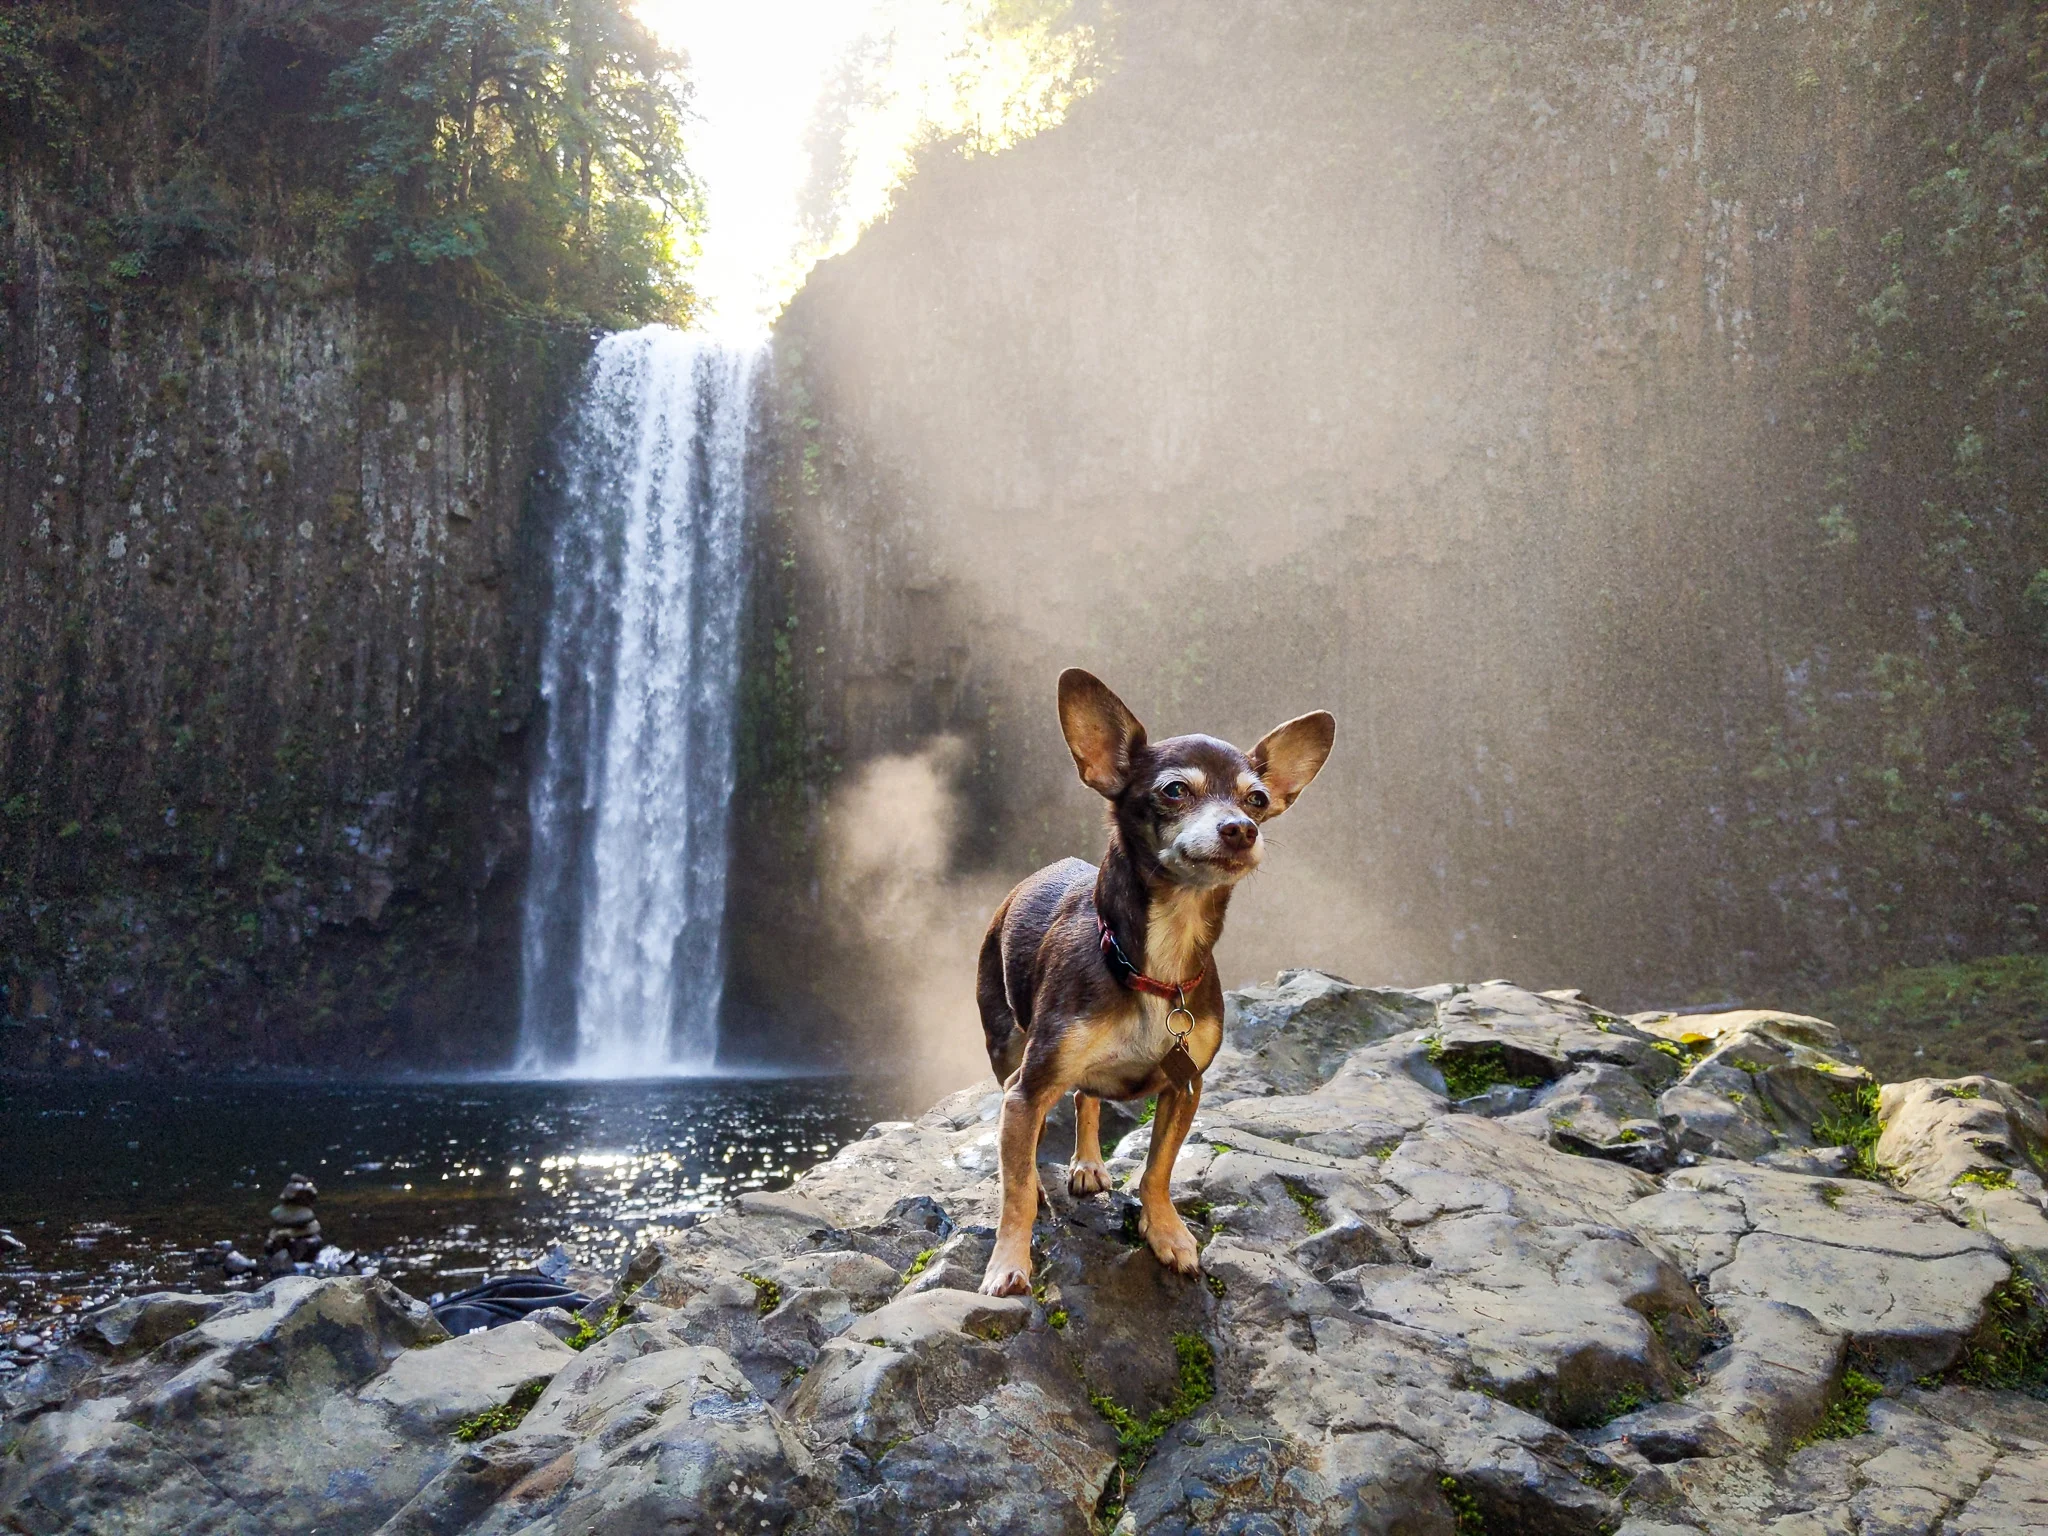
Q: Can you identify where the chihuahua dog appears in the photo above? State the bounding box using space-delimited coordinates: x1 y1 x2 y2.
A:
975 670 1335 1296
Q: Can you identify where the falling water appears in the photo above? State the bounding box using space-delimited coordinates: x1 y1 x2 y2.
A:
517 328 758 1076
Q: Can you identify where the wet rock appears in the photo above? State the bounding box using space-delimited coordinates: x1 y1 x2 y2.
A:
78 1293 227 1359
9 975 2048 1536
1503 1061 1677 1172
1224 969 1435 1093
452 1333 817 1536
359 1319 575 1435
1878 1074 2048 1287
1636 1162 2008 1379
0 1276 452 1535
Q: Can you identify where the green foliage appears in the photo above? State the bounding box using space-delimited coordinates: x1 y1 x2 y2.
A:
0 0 700 330
1581 1460 1633 1497
453 1377 547 1440
903 1247 939 1281
1812 1080 1888 1181
1089 1333 1216 1525
331 0 698 325
1794 1369 1884 1447
742 1273 782 1316
1440 1476 1487 1535
564 1301 628 1350
1281 1178 1328 1234
1805 955 2048 1091
1598 1383 1645 1424
1426 1038 1547 1100
1958 1276 2048 1391
1135 1097 1157 1128
1047 1308 1068 1330
1958 1167 2018 1191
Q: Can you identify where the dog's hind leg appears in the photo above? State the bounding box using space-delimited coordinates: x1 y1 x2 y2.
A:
1136 1077 1203 1277
1068 1093 1112 1196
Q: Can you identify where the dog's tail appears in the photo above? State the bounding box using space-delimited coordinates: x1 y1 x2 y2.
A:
976 900 1025 1082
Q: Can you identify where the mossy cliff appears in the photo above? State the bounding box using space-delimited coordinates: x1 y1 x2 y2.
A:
737 0 2048 1054
0 184 586 1069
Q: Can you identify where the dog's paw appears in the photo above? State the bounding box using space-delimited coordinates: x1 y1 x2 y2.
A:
979 1256 1033 1297
1068 1160 1112 1197
1138 1205 1201 1277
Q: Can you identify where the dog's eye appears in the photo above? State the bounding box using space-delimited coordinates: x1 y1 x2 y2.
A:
1160 781 1189 803
1246 789 1270 811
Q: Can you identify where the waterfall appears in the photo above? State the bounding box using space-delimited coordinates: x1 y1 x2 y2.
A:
517 328 758 1077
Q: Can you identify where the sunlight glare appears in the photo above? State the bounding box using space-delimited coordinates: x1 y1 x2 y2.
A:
634 0 1101 332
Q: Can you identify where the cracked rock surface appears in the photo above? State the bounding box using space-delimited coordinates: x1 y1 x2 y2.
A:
8 975 2048 1533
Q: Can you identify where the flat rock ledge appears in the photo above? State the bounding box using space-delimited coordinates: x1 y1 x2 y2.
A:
8 975 2048 1534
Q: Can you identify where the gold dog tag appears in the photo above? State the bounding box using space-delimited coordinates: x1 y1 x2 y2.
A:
1161 1039 1201 1093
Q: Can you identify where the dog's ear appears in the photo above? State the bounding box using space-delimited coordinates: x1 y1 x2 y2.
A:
1058 670 1147 798
1249 711 1335 813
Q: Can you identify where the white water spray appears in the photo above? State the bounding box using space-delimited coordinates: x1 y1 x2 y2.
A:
518 328 758 1076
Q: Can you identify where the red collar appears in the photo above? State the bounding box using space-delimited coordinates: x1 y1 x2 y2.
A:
1096 915 1205 1001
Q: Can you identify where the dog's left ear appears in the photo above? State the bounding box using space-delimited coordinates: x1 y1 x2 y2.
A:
1249 712 1336 813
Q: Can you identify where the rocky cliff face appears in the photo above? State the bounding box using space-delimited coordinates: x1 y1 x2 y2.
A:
7 979 2048 1532
0 175 581 1070
739 0 2046 1050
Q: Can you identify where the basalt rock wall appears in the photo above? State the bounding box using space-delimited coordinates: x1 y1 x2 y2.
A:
0 172 583 1070
736 0 2045 1060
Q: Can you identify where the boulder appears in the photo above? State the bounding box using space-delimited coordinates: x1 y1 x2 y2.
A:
9 975 2048 1536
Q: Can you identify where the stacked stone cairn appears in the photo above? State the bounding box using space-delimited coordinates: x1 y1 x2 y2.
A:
263 1174 324 1272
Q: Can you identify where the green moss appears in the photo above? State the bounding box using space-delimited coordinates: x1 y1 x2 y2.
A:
1599 1383 1645 1423
1426 1038 1547 1099
1794 1369 1884 1447
1582 1460 1633 1497
1813 1080 1888 1181
453 1378 548 1442
1281 1178 1329 1234
1802 956 2048 1094
1957 1167 2017 1191
743 1273 782 1315
1048 1308 1069 1330
1957 1277 2048 1391
1817 1182 1846 1209
903 1247 939 1281
1089 1333 1216 1525
563 1301 630 1352
1440 1475 1487 1535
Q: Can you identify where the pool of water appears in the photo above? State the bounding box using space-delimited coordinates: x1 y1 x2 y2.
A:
0 1075 909 1358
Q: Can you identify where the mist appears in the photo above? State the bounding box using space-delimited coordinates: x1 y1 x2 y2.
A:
728 0 2048 1065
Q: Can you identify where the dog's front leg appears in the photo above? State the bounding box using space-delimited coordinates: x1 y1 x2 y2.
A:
1136 1076 1203 1276
1068 1093 1112 1196
981 1073 1061 1296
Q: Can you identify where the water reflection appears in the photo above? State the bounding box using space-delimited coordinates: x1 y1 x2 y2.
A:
0 1075 905 1359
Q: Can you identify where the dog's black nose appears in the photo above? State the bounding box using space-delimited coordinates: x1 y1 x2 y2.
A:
1218 817 1258 850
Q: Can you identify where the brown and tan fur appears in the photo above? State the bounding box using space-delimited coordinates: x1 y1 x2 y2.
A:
976 670 1336 1296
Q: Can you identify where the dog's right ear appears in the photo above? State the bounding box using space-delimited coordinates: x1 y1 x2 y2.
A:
1058 669 1147 799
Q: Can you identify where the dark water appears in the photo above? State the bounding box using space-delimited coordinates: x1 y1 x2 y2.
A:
0 1075 905 1355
